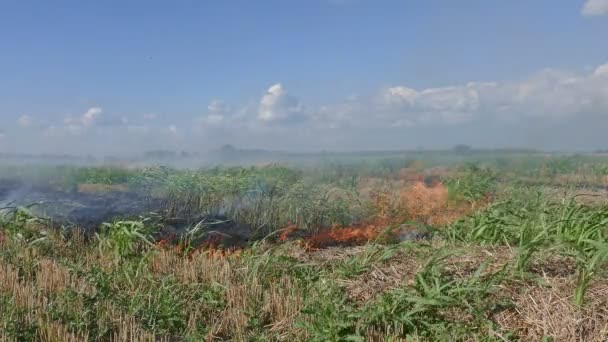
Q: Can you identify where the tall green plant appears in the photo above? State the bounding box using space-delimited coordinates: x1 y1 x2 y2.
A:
96 220 154 258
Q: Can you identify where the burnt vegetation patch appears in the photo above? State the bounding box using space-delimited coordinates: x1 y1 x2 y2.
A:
2 155 608 340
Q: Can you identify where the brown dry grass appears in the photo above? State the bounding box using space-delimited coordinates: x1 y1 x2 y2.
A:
150 248 234 284
2 188 608 342
109 315 168 342
496 278 608 341
340 245 514 304
0 236 163 342
35 258 92 295
3 236 608 341
442 245 515 278
341 252 422 302
0 261 90 342
542 186 608 206
553 174 608 188
0 261 43 310
35 319 89 342
145 246 307 340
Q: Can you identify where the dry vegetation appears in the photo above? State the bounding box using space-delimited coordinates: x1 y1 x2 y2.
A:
2 156 608 341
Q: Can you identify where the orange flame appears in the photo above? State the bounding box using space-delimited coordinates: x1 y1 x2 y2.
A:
400 181 450 225
302 220 390 250
281 180 488 250
279 222 298 242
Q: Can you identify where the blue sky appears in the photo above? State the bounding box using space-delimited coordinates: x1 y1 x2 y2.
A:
1 0 608 155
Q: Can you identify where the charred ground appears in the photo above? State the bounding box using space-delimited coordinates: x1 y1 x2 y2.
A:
2 154 608 341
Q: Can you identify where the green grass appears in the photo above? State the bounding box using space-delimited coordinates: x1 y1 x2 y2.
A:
447 191 608 305
2 156 608 340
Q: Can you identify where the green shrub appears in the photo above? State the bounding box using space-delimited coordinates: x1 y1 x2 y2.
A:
96 220 154 258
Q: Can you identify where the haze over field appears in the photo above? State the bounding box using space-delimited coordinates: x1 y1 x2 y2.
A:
1 0 608 156
4 3 608 340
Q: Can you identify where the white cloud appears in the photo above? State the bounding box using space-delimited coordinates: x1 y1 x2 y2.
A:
329 63 608 129
207 100 228 122
208 100 227 113
11 62 608 154
218 64 608 138
595 63 608 76
39 107 105 137
54 107 135 136
379 83 491 125
81 107 102 126
383 86 417 105
64 107 103 128
195 100 232 128
143 113 157 120
582 0 608 16
258 83 306 123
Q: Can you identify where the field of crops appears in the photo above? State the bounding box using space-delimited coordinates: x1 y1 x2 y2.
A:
2 153 608 341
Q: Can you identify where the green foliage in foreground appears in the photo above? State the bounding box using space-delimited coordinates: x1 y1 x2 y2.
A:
96 220 155 258
2 158 608 340
0 208 517 341
447 191 608 305
300 255 511 341
445 163 498 202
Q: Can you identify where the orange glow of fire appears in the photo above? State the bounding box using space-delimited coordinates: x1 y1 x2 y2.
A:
400 180 450 225
281 180 489 250
279 222 298 241
301 220 392 250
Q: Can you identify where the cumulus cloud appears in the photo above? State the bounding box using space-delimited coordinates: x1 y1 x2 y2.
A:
378 82 493 126
323 63 608 130
64 107 102 128
51 107 135 137
258 83 306 123
595 63 608 76
38 107 106 137
582 0 608 16
10 62 608 154
186 63 608 150
82 107 102 126
196 100 230 126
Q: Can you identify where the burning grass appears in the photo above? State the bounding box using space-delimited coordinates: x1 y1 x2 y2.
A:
2 161 608 340
283 180 487 250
